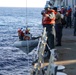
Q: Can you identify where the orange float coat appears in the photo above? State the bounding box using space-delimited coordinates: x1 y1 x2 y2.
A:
42 9 56 25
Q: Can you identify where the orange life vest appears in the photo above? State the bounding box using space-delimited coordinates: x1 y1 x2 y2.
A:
18 29 24 37
66 8 72 16
23 35 30 40
23 33 32 40
42 9 55 25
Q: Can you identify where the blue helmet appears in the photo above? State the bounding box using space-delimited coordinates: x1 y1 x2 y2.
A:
67 6 71 10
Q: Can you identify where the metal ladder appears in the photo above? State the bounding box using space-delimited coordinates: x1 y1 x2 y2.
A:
30 27 67 75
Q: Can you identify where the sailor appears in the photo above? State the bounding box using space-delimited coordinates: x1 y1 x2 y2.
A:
23 28 32 40
41 4 56 58
25 28 30 34
53 7 63 46
65 6 72 28
18 28 24 40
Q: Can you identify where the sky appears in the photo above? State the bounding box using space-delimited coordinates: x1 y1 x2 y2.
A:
0 0 46 8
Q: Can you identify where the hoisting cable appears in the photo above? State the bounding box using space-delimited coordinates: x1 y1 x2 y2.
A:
25 0 30 73
26 0 28 26
25 0 29 54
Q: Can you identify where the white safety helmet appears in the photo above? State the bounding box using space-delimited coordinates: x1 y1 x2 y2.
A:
44 4 51 9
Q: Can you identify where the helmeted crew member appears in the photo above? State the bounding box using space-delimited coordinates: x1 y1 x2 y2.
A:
18 28 24 40
25 28 30 34
53 7 63 46
66 6 72 28
41 4 56 58
23 28 32 40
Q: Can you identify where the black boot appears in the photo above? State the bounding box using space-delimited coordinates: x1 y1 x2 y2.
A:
56 43 62 46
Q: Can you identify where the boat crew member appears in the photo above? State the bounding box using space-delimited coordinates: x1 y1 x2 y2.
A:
65 6 72 28
18 28 24 40
23 28 32 40
53 7 63 46
41 4 56 58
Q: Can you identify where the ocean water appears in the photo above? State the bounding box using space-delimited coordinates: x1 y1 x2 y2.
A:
0 7 43 75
